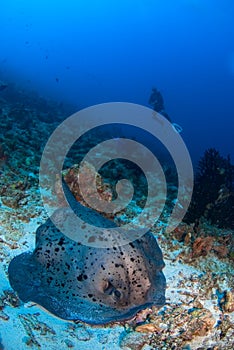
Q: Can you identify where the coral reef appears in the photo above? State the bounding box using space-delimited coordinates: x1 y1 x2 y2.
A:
0 87 233 349
61 162 113 212
185 148 234 229
170 221 234 261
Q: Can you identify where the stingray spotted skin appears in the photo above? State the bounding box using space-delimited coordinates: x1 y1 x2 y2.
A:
8 184 166 325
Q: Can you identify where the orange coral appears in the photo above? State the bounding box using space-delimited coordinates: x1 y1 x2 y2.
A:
55 162 113 219
192 236 214 258
212 244 229 258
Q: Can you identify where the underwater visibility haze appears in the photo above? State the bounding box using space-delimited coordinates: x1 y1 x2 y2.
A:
0 0 234 163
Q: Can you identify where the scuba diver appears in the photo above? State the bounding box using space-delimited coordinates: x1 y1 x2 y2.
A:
148 87 182 133
148 87 172 122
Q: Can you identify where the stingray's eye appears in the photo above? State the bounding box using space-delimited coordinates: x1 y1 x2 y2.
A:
103 281 122 300
103 281 109 292
112 289 121 299
103 281 114 295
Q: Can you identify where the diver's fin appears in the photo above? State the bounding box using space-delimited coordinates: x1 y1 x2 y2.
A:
172 123 183 133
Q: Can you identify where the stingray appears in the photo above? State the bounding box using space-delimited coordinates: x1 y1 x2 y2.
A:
8 182 166 325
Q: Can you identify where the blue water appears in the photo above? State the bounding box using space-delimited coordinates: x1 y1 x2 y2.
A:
0 0 234 165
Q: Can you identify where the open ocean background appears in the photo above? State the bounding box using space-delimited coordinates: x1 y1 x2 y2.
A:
0 0 234 165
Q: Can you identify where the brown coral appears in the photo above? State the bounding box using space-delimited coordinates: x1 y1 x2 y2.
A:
135 323 161 333
212 244 229 258
54 162 113 217
192 236 214 257
221 290 234 313
65 162 112 203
